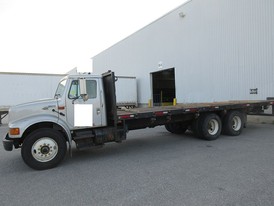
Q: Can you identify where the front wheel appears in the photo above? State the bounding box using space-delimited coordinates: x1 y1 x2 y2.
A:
21 128 67 170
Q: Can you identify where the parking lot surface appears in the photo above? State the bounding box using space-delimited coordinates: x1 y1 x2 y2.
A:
1 123 274 206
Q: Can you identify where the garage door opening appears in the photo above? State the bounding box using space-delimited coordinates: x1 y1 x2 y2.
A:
151 68 176 106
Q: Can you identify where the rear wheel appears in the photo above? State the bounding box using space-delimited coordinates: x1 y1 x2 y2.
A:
197 113 222 141
21 128 67 170
165 122 188 134
223 110 244 136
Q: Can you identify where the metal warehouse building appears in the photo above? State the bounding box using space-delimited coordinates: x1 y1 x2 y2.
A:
93 0 274 106
0 72 66 124
0 72 65 107
0 68 77 108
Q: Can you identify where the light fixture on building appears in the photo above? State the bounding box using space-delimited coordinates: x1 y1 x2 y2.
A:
179 12 185 18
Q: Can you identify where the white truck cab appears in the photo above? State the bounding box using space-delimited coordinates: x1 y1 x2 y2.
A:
56 74 107 129
3 72 116 170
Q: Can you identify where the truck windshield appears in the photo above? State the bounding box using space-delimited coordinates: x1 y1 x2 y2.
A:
55 79 67 98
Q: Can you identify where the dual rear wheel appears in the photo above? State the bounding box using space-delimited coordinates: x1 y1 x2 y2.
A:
193 113 222 141
165 110 245 141
222 110 245 136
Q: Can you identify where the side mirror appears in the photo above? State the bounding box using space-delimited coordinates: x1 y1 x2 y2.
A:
79 78 89 101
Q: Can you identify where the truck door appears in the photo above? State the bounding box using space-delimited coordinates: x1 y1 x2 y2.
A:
66 78 105 129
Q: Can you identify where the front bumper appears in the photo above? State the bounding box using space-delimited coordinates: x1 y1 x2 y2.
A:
3 134 13 151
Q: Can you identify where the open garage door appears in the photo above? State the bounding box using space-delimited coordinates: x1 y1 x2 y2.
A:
151 68 176 106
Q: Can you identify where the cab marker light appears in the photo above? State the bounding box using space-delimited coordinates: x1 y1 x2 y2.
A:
58 106 65 110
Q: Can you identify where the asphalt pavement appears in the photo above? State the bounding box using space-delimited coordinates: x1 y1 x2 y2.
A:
0 123 274 206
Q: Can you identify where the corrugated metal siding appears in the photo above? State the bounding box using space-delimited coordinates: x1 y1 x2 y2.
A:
93 0 274 104
0 73 65 106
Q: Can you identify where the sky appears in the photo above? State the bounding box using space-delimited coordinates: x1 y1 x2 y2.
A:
0 0 188 74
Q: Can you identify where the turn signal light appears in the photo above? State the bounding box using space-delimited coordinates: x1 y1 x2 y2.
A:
58 106 65 110
10 128 20 135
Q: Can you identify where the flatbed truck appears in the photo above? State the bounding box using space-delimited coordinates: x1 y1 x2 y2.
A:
2 71 274 170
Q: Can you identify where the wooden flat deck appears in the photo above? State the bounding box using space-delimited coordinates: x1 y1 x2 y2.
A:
117 100 273 116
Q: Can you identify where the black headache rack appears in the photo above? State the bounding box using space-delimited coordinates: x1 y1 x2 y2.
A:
101 70 127 142
102 70 118 126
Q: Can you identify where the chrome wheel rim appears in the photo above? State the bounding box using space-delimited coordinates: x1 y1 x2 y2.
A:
31 138 58 162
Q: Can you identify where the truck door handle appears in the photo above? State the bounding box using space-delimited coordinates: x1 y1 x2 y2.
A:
96 108 101 115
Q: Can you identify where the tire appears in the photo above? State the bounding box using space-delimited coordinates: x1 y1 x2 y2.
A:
165 122 188 134
21 128 67 170
223 110 244 136
197 113 222 141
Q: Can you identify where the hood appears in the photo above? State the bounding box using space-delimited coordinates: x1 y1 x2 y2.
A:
9 98 58 123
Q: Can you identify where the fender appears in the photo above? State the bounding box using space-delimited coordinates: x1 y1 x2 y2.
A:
8 114 72 145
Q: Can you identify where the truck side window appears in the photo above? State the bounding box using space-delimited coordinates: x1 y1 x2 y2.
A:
86 80 97 99
68 80 79 99
68 80 97 99
55 79 67 97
